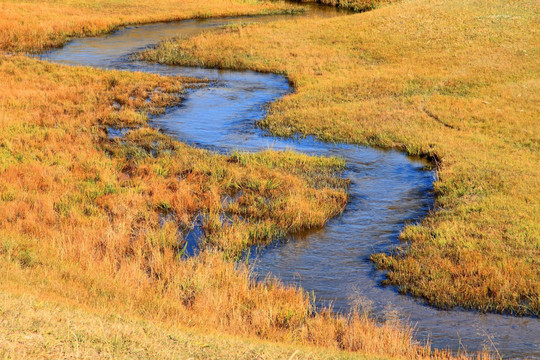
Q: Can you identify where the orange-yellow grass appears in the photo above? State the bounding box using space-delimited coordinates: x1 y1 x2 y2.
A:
0 0 300 53
0 292 399 360
0 0 447 358
0 53 479 358
141 0 540 315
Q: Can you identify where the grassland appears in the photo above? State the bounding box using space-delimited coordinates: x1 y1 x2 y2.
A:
141 0 540 315
0 291 388 360
0 54 414 358
0 0 489 358
0 0 303 53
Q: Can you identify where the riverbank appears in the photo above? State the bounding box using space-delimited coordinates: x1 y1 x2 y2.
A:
141 0 540 316
0 1 474 359
0 0 302 53
0 290 390 359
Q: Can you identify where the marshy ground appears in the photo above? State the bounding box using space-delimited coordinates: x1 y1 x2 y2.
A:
0 0 538 358
142 0 540 316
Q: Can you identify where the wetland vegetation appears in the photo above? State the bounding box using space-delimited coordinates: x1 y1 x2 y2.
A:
0 0 538 358
142 0 540 316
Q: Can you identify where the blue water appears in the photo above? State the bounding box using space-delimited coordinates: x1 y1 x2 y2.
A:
38 5 539 358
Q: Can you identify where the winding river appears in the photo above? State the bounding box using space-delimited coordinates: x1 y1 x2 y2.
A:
39 3 539 358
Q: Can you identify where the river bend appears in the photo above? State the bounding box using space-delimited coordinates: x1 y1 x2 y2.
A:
39 5 540 358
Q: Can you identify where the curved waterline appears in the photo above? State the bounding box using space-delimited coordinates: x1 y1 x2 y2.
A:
38 4 539 358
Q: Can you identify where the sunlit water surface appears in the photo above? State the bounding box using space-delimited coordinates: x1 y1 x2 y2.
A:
39 4 539 358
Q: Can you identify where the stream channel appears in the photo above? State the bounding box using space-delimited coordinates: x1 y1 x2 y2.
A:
39 3 539 358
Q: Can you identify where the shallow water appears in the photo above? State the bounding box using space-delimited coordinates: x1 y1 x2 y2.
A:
39 3 539 358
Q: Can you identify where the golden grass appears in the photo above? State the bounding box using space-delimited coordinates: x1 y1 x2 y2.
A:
0 0 455 357
0 0 301 53
0 53 484 358
141 0 540 315
0 291 386 360
0 0 507 358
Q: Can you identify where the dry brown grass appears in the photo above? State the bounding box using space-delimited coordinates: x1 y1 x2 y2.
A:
141 0 540 315
0 52 484 358
0 291 387 360
0 0 508 358
0 0 300 53
0 52 342 345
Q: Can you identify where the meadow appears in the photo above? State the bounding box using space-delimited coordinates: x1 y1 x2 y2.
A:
0 0 493 358
0 0 303 53
0 0 534 358
141 0 540 315
0 54 418 358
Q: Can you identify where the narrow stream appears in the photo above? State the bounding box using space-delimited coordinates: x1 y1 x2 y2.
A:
38 3 539 358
